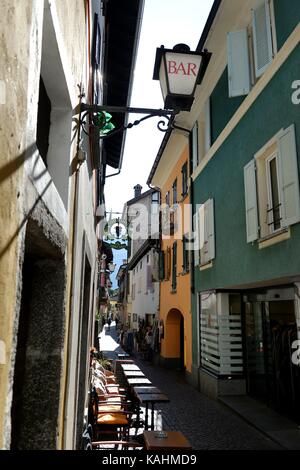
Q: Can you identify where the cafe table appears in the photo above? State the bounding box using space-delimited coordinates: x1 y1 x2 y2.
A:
123 370 145 378
120 364 141 371
133 386 161 394
143 431 192 450
135 392 169 430
127 377 152 390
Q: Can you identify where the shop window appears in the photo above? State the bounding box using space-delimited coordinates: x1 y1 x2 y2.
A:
200 292 243 376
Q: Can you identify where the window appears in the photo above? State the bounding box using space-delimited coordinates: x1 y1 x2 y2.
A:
140 261 142 269
147 254 149 263
195 199 215 266
172 179 178 205
227 0 277 97
266 153 281 231
200 292 243 375
151 192 159 204
244 124 300 242
165 191 170 206
182 235 190 272
151 191 160 217
252 0 275 78
36 6 73 209
181 162 188 197
36 77 51 166
92 14 102 104
171 242 177 291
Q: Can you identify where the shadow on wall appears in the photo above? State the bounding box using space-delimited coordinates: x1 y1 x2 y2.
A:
0 144 53 260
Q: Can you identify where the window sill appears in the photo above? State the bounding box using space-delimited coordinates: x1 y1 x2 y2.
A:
258 227 290 249
171 289 177 294
200 261 213 271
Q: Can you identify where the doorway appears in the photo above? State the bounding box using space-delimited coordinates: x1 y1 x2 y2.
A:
243 290 300 421
165 309 185 370
11 219 66 449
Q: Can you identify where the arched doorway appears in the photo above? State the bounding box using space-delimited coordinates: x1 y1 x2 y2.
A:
165 309 185 370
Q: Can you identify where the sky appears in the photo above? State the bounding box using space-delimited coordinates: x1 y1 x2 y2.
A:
105 0 214 214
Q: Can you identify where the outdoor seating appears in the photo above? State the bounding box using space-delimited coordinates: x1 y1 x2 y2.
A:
90 387 134 441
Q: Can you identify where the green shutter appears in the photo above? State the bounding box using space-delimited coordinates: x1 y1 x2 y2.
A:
159 251 165 281
172 242 177 291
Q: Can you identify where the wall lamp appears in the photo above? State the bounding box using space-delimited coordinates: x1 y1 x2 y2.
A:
77 44 211 140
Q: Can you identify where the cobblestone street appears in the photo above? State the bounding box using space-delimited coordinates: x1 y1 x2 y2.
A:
100 323 281 450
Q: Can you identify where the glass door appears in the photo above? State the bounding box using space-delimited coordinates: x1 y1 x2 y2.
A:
244 301 269 402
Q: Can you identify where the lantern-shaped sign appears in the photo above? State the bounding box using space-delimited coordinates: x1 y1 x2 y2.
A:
153 44 211 112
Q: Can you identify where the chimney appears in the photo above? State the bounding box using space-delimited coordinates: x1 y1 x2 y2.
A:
134 184 142 198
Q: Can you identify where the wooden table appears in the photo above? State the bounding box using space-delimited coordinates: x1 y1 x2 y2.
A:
135 392 169 430
143 431 192 450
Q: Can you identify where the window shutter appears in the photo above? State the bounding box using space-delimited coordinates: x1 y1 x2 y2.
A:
206 199 215 261
191 122 199 171
277 124 300 227
252 1 273 78
244 160 259 242
227 29 251 97
159 251 165 281
166 247 171 279
193 210 200 266
172 242 177 291
204 98 211 154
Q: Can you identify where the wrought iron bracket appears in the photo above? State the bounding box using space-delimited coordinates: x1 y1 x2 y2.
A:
78 103 179 139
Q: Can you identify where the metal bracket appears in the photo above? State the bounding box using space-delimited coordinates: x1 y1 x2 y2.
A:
78 103 179 140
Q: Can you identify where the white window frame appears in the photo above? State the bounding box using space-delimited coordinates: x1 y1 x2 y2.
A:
244 124 300 245
227 1 277 97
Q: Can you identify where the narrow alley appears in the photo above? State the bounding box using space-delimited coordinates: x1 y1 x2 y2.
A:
1 0 300 454
99 322 286 450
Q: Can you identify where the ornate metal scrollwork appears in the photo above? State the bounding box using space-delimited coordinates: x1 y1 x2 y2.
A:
79 109 174 140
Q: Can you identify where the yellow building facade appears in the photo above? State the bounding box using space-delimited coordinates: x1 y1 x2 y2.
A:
149 134 192 374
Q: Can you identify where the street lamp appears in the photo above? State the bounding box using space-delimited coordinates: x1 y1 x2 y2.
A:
76 44 211 139
153 44 211 112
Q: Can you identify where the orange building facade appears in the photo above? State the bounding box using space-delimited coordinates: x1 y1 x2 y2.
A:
149 133 192 375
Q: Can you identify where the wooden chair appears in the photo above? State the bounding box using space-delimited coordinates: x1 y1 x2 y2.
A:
90 387 134 441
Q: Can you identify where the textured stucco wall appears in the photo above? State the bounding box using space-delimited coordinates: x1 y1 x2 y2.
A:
0 0 35 449
0 0 97 450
